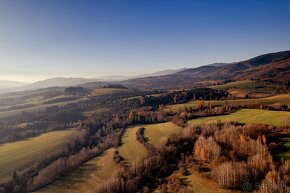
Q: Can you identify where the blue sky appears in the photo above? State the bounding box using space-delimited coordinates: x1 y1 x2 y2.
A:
0 0 290 82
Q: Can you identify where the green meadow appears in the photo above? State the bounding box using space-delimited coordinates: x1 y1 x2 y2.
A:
0 129 80 183
167 94 290 112
189 109 290 127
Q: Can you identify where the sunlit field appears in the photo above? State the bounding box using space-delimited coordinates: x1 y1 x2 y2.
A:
36 148 120 193
189 109 290 127
0 129 80 183
167 94 290 112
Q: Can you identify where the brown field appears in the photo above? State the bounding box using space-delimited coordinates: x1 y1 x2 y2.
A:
36 148 120 193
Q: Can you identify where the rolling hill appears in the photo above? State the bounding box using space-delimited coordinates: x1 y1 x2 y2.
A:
0 51 289 94
122 50 290 89
189 109 290 127
0 80 27 88
22 77 102 90
0 80 27 93
0 69 185 93
0 129 79 183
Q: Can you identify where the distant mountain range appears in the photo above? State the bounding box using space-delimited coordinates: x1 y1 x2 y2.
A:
121 50 290 89
0 69 184 93
0 80 27 88
23 77 102 90
0 50 289 93
97 69 187 81
206 63 229 67
0 80 28 93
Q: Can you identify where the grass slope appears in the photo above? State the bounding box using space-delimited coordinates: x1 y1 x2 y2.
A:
0 129 79 183
167 94 290 112
185 169 240 193
36 148 120 193
39 122 182 192
119 122 183 163
0 88 127 119
189 109 290 127
0 98 83 119
210 80 276 98
89 88 128 96
118 125 148 163
278 138 290 159
144 122 183 147
154 165 240 193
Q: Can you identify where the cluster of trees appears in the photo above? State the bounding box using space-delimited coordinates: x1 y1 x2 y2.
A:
183 122 289 191
103 84 128 89
142 88 228 107
136 127 146 144
64 86 88 95
194 135 221 161
258 160 289 193
157 176 191 193
226 102 289 111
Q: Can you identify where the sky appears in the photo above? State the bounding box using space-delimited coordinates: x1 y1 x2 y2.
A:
0 0 290 83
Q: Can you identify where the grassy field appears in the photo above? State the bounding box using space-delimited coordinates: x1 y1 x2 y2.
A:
278 139 290 159
154 165 240 193
167 94 290 112
0 129 80 183
0 94 75 110
119 122 183 163
210 80 276 98
189 109 290 127
144 122 183 147
118 125 148 163
185 168 240 193
0 98 83 119
210 80 257 90
89 88 128 96
154 167 240 193
36 148 120 193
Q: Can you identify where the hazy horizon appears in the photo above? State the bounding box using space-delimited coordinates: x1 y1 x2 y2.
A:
1 49 290 83
1 0 290 83
0 1 290 192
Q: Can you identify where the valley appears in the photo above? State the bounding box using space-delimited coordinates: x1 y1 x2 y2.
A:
1 1 290 192
0 51 289 193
